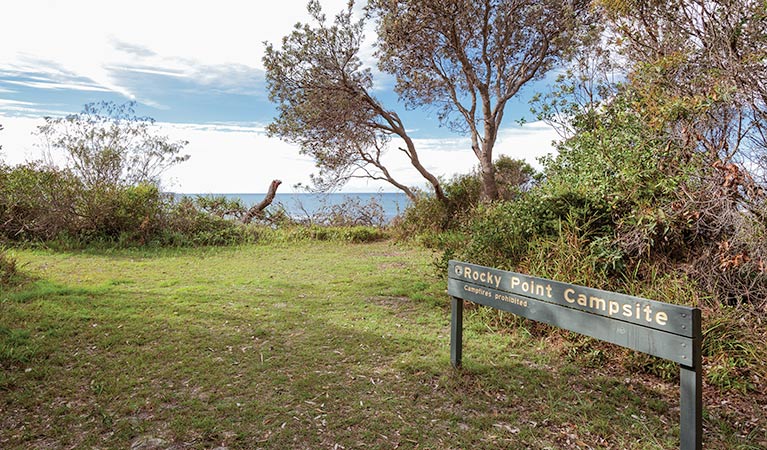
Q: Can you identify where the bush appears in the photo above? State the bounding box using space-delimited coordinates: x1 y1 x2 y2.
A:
161 197 254 247
0 164 168 245
0 163 262 248
193 195 247 221
391 195 449 241
393 156 536 240
85 183 166 244
0 162 83 241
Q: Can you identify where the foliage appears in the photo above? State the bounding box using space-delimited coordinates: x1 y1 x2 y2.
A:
263 1 444 201
37 101 189 188
588 2 767 305
0 162 83 241
393 156 536 242
0 160 392 248
0 163 256 248
599 0 767 172
256 224 388 243
0 162 168 245
192 195 247 221
149 197 254 247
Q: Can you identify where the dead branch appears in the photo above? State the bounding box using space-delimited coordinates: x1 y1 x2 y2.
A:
241 180 282 224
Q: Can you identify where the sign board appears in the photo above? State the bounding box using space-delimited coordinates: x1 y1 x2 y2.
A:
448 260 702 450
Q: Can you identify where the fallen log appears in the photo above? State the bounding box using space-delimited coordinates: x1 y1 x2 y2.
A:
241 179 282 224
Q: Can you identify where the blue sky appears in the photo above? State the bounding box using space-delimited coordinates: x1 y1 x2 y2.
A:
0 0 558 193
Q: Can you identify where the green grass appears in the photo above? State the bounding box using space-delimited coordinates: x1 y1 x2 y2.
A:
1 242 764 449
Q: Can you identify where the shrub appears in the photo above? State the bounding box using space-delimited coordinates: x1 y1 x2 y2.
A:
0 162 83 241
83 183 166 244
253 224 387 244
0 164 169 246
0 163 261 248
393 156 536 241
391 195 449 241
161 197 253 246
193 195 247 221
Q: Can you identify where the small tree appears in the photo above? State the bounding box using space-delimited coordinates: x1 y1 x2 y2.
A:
264 1 445 202
37 101 189 188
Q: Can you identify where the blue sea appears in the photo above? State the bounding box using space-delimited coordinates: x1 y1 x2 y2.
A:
188 192 411 222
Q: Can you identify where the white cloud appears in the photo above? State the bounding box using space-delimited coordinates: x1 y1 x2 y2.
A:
3 79 112 92
160 123 317 193
0 115 45 163
0 1 354 101
0 100 71 117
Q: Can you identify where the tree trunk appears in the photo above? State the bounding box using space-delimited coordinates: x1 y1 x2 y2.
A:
400 134 447 204
480 162 499 201
241 180 282 224
479 144 499 201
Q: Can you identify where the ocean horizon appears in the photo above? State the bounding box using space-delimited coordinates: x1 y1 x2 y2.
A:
175 192 411 222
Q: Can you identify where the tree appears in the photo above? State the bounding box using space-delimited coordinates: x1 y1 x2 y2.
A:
600 0 767 179
369 0 590 200
264 1 445 202
37 101 189 188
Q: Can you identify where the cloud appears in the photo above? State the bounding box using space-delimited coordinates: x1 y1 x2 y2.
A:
0 114 312 193
0 99 71 117
111 40 158 59
0 62 115 93
1 1 351 103
3 79 112 92
0 111 559 194
169 122 268 134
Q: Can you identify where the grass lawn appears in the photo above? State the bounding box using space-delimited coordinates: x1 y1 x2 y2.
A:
1 241 764 449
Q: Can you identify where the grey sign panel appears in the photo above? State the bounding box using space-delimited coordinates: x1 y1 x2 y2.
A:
448 278 695 365
448 260 699 338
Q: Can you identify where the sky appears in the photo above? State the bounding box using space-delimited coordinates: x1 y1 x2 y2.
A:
0 0 560 193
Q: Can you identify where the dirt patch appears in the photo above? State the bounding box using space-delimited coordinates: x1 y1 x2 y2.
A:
368 296 419 319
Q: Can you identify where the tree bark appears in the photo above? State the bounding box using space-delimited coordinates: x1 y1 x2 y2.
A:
479 150 499 201
241 180 282 224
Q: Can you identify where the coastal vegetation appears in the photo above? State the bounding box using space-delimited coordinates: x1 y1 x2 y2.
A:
1 0 766 447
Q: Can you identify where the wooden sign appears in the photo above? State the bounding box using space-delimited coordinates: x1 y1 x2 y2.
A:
448 260 702 450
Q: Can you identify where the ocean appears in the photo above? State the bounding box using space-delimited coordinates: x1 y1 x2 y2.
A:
189 192 411 222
